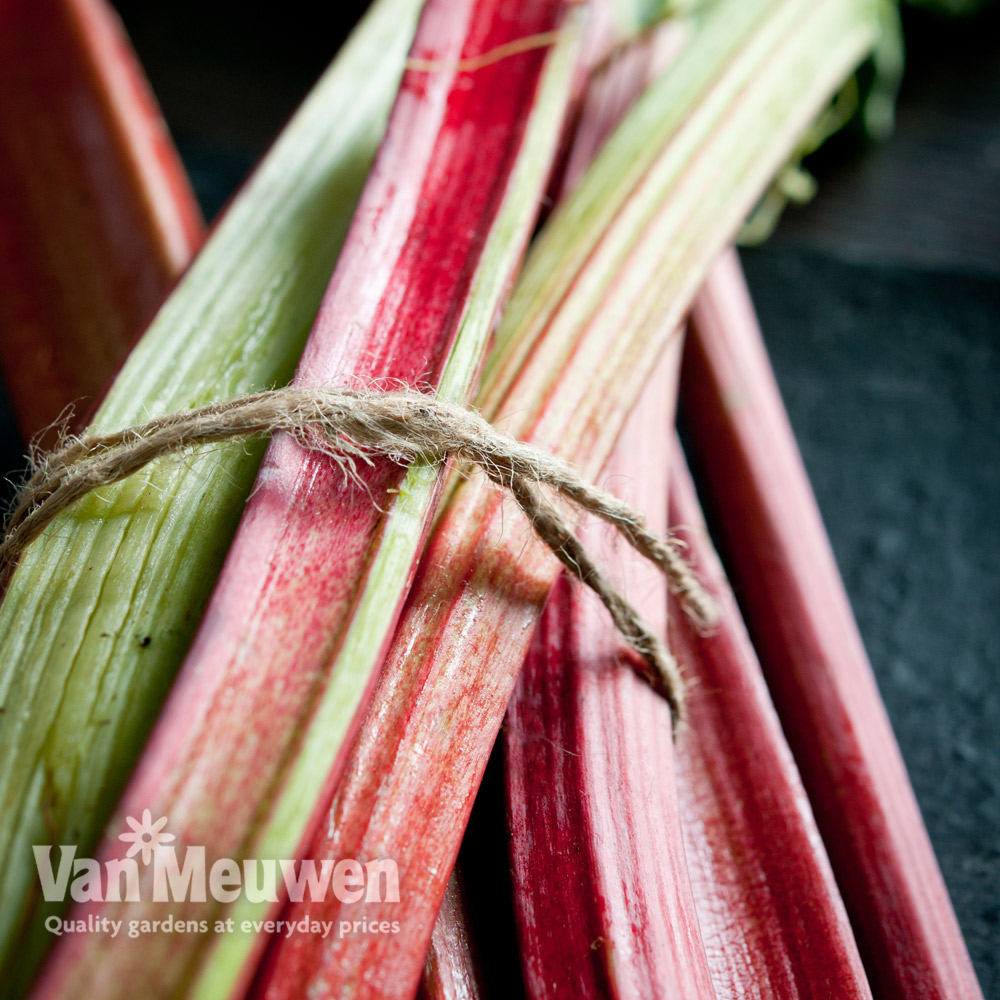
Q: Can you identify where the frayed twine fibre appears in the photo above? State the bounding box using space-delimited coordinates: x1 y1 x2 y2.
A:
1 387 717 723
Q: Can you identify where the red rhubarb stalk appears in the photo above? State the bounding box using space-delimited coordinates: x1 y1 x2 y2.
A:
0 0 203 439
250 2 878 996
418 873 486 1000
502 33 713 999
30 4 579 1000
503 382 875 1000
421 23 692 991
504 349 718 1000
667 439 873 998
680 249 983 999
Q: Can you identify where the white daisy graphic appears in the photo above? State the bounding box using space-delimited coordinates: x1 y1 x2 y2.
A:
118 809 175 865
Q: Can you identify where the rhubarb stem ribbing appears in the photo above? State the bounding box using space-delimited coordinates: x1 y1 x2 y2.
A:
680 249 983 1000
250 4 880 996
0 0 423 987
504 349 718 1000
29 4 581 999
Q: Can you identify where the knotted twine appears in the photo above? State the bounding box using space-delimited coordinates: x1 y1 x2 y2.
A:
0 387 717 723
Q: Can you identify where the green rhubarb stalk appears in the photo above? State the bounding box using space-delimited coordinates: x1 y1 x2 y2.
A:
0 0 422 989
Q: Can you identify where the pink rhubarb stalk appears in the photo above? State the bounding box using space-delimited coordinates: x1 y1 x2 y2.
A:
420 24 692 993
501 31 712 999
249 1 878 996
418 873 486 1000
503 383 876 1000
680 248 983 999
506 28 871 995
504 350 718 1000
0 0 203 439
668 438 873 998
29 3 579 1000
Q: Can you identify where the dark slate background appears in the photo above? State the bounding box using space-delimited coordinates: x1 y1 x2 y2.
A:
12 0 998 993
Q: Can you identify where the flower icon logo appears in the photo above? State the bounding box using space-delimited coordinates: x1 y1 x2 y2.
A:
118 809 175 865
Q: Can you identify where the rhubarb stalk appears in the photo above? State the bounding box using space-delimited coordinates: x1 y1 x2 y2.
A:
418 873 486 1000
251 2 880 997
506 29 873 995
504 350 718 1000
0 0 203 439
680 249 983 999
29 4 581 1000
0 0 423 988
667 438 873 998
503 39 713 997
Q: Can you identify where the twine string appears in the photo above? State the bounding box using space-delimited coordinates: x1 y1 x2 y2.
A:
2 387 718 724
404 29 568 74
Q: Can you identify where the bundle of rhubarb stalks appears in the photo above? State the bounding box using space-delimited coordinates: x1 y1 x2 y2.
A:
0 0 985 998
